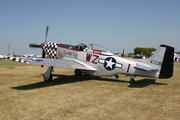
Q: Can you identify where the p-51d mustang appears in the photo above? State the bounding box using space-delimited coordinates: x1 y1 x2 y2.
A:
7 26 174 83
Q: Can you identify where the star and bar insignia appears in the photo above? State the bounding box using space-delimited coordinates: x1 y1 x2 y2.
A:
98 57 123 71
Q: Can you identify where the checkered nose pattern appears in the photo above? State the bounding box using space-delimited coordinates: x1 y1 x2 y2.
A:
43 42 58 59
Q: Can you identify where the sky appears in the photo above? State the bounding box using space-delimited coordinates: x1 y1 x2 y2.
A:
0 0 180 55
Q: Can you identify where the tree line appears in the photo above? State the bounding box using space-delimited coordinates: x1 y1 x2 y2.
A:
134 47 156 56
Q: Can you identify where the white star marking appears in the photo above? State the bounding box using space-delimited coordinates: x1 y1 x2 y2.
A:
105 58 116 69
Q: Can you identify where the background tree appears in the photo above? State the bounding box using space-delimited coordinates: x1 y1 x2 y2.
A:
134 47 156 56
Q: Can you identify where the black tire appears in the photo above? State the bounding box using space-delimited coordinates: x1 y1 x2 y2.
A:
74 69 82 75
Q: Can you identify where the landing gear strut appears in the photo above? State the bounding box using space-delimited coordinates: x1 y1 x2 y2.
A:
44 66 53 81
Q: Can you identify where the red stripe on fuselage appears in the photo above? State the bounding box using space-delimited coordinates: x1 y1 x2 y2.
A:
127 64 131 73
93 50 101 55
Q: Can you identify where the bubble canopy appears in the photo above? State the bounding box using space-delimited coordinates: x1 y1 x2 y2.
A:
75 43 114 55
87 43 114 56
87 43 111 52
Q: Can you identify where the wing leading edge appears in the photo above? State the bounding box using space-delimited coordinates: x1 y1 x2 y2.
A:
7 57 96 71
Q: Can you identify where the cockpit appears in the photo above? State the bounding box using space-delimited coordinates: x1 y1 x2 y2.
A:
75 43 114 56
75 43 87 51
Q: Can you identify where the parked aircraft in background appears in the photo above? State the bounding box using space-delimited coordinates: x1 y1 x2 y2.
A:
7 26 174 83
174 53 180 61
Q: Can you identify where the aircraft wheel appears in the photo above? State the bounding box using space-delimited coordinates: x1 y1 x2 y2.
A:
130 79 135 84
74 69 82 75
44 73 53 81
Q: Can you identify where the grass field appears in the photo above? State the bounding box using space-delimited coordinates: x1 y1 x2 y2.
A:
0 59 180 120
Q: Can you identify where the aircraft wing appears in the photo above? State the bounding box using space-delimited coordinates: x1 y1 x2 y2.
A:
7 57 96 71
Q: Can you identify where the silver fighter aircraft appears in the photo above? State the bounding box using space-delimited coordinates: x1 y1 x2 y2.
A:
7 26 174 83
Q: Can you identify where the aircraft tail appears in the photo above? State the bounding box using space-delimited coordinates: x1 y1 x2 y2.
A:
148 44 174 78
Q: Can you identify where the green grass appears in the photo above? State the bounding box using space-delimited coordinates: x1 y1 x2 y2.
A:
0 59 180 120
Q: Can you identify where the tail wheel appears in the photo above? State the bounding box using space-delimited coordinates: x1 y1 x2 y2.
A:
74 69 82 75
130 79 135 84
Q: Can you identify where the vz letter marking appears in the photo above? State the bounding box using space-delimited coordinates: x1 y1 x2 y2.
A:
92 55 99 64
86 53 99 64
86 53 92 62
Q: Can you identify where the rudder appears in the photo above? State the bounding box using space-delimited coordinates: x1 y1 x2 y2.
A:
159 44 174 78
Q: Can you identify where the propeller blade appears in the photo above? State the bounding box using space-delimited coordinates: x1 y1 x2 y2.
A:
41 50 46 68
122 49 125 58
41 25 49 68
28 43 42 48
45 25 49 43
42 50 45 58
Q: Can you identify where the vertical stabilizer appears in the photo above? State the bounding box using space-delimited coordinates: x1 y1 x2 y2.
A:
148 44 174 78
159 45 174 78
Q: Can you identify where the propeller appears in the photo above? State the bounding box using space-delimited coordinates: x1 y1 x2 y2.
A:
28 25 49 67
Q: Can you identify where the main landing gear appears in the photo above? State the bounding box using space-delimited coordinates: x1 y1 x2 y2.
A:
74 69 82 75
44 66 53 81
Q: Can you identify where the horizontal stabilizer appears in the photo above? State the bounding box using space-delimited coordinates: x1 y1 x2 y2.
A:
133 62 158 71
134 66 158 71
